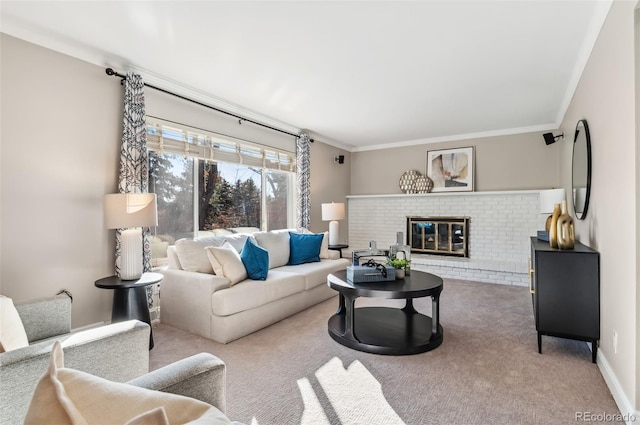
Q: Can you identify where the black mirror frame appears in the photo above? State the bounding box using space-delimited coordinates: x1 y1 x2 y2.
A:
572 119 592 220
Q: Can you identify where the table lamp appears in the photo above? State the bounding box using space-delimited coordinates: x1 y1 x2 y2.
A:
321 202 345 246
104 193 158 280
538 188 565 241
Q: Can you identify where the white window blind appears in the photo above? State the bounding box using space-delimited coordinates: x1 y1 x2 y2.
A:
146 117 296 172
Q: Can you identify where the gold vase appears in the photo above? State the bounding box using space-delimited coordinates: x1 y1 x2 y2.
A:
549 203 561 248
557 200 575 250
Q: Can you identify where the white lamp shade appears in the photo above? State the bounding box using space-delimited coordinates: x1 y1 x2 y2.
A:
104 193 158 229
322 202 345 246
104 193 157 281
539 189 566 214
321 203 345 221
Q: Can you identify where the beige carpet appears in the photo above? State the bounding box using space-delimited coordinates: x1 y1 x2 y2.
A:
150 278 622 425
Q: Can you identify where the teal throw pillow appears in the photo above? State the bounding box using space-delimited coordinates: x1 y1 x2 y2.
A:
288 232 323 265
240 238 269 280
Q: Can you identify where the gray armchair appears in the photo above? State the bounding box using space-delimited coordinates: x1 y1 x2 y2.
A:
0 295 230 424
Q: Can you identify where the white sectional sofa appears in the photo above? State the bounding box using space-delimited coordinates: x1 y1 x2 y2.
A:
160 229 350 343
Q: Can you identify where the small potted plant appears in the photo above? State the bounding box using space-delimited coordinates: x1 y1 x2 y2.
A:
387 257 410 279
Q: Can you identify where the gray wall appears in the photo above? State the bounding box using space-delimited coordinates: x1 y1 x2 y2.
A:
558 1 637 415
1 34 121 326
351 132 561 195
308 140 350 244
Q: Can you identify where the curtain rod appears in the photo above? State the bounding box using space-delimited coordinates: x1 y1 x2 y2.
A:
105 68 309 140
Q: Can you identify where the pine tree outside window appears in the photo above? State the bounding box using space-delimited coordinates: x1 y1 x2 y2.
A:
146 118 295 268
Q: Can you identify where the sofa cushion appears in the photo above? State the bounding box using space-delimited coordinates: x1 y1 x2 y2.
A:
219 233 250 254
167 246 182 269
174 238 224 273
173 235 251 273
0 295 29 352
210 270 305 316
205 243 247 286
253 230 292 269
278 258 352 290
24 341 230 425
197 229 234 238
240 238 269 281
288 232 323 265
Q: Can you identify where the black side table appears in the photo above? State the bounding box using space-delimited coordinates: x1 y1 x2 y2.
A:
328 244 349 258
95 272 162 349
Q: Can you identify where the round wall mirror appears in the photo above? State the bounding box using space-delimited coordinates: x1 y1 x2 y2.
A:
572 119 591 220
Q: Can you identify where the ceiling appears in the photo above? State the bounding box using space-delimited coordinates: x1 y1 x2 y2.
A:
1 1 612 151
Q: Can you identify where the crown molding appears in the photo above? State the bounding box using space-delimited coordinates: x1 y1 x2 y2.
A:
347 189 541 199
350 123 558 152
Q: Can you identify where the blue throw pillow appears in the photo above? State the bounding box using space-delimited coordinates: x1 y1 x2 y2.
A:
288 232 323 265
240 238 269 280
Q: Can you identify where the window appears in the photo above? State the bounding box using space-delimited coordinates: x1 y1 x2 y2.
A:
147 119 296 267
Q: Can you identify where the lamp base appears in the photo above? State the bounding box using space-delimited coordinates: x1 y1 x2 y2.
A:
119 228 143 280
329 221 340 246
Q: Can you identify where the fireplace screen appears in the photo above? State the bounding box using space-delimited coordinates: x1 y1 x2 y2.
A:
407 216 469 257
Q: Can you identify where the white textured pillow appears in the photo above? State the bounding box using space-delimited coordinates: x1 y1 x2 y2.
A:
221 233 250 253
205 242 247 286
297 228 330 259
24 341 231 425
320 231 329 259
253 230 291 269
174 237 225 273
0 295 29 352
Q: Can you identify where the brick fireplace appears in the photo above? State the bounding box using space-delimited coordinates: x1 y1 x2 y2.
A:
347 190 542 286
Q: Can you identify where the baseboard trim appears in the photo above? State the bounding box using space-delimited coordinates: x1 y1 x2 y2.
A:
597 350 638 424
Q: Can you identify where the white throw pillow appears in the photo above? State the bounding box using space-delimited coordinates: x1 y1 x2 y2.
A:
174 237 225 273
205 242 247 286
24 341 231 425
221 233 250 253
0 295 29 352
320 231 329 259
297 228 330 259
253 230 291 269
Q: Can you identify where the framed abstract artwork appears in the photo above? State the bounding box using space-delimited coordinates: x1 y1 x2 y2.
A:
426 146 474 192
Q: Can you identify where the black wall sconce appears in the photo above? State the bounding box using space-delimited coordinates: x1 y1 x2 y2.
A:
334 155 345 164
543 132 564 145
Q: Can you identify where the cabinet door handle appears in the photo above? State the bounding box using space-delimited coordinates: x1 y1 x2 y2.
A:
528 257 535 295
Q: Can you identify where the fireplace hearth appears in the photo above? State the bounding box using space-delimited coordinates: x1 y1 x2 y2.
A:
407 216 470 257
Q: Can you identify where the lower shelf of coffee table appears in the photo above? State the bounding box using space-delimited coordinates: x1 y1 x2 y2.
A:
328 306 443 355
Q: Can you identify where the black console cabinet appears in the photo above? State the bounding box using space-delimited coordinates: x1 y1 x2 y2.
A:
529 237 600 363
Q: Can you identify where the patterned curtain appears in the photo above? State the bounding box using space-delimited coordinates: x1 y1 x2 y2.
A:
296 133 311 229
115 73 151 277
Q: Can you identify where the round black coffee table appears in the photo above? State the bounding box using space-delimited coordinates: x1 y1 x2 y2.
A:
327 269 443 355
